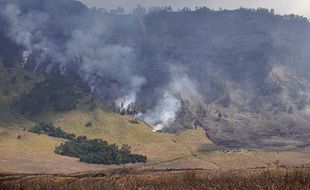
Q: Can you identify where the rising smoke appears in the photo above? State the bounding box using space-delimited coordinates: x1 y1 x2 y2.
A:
2 0 310 147
141 65 201 131
143 91 181 131
2 4 52 70
0 2 194 131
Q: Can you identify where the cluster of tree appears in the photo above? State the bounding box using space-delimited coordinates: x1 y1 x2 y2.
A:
14 77 79 116
55 136 147 165
29 122 75 140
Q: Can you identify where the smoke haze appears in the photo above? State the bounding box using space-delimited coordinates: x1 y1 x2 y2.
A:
1 0 310 147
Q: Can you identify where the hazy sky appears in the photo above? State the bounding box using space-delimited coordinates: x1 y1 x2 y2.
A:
79 0 310 18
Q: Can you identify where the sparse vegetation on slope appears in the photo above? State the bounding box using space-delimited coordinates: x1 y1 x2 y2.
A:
0 62 44 124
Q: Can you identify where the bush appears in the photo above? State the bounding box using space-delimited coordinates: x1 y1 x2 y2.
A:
55 136 147 165
85 121 92 128
29 122 75 140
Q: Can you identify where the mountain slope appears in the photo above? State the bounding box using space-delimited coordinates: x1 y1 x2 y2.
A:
0 61 214 172
1 0 310 148
1 63 310 173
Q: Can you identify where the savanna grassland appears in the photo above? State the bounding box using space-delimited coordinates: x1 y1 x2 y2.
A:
1 167 310 190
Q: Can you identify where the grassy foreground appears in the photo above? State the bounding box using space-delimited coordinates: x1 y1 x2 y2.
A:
1 167 310 190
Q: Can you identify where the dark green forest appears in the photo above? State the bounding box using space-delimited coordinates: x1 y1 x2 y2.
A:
14 77 79 116
55 136 147 165
29 122 76 140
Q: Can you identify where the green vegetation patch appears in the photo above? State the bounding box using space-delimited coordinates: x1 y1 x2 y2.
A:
14 77 79 116
55 136 147 165
29 122 75 140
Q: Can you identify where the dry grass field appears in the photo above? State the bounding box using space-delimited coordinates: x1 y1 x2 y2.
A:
0 115 213 173
1 167 310 190
2 117 310 174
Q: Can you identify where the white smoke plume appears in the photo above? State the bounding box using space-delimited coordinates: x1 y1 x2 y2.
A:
1 4 50 69
143 91 181 131
1 3 68 73
115 76 146 109
0 2 199 132
169 65 200 103
1 3 146 107
66 28 146 106
143 65 200 131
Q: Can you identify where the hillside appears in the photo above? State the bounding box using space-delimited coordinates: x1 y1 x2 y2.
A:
1 61 310 173
1 0 310 148
1 0 310 175
0 61 214 172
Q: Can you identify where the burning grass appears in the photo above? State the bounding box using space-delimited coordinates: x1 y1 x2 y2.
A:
1 167 310 190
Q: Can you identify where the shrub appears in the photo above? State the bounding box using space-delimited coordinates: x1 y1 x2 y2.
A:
85 121 92 128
